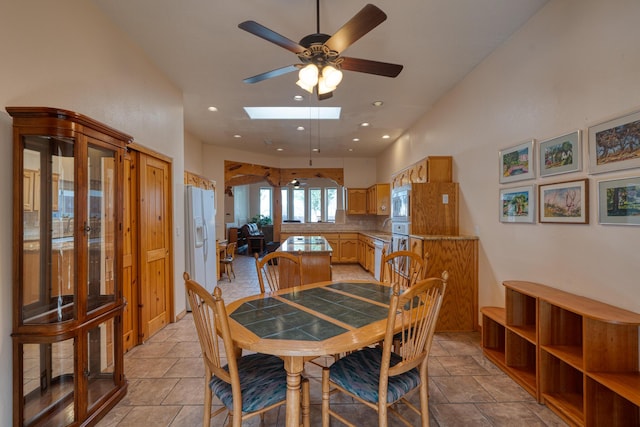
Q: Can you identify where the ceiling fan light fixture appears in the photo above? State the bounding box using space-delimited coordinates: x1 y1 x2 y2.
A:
322 65 343 87
297 64 319 93
317 76 337 95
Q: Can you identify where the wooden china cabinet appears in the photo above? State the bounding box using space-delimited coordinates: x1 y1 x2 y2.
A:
9 107 131 427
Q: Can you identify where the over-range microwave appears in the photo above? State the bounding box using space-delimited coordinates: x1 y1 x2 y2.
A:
391 185 410 222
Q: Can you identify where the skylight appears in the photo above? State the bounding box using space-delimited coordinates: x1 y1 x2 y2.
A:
243 107 341 120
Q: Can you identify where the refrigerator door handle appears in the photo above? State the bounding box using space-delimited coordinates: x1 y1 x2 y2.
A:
194 217 205 248
203 220 209 260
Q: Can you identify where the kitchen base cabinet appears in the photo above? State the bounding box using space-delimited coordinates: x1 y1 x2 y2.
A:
338 233 358 263
481 281 640 426
421 235 478 332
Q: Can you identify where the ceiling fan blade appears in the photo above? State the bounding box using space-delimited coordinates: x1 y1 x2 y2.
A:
243 64 301 84
238 20 306 54
324 4 387 53
340 57 403 77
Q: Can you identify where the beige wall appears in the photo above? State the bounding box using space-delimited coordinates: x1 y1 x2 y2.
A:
184 130 205 175
0 0 185 419
379 0 640 315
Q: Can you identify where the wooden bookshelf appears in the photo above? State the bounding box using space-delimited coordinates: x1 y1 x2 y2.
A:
481 281 640 426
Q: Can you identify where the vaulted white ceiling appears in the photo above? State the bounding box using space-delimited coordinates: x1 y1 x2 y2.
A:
92 0 548 158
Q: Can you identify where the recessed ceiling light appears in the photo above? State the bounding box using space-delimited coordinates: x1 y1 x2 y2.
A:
208 106 218 112
372 101 383 107
312 148 320 152
233 134 241 138
352 138 360 142
244 107 341 120
348 148 354 152
297 126 305 131
382 134 390 139
360 122 370 127
276 148 284 151
293 95 304 101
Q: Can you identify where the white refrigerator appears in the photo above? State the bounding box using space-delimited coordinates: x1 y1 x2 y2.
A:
185 185 217 310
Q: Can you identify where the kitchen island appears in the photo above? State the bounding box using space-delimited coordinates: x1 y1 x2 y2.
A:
277 235 333 286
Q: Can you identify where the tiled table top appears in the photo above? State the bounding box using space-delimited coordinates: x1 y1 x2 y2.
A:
229 281 392 341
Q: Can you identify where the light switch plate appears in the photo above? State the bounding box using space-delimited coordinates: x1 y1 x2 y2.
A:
442 194 449 204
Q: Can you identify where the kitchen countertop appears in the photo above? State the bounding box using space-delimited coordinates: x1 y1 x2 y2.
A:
409 234 479 240
278 235 333 254
358 231 392 242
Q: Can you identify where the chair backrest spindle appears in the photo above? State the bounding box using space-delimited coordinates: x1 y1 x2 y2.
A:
380 249 429 290
255 251 303 292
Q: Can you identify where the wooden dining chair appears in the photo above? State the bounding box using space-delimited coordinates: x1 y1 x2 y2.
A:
219 241 237 282
184 272 310 427
321 271 448 427
254 251 304 293
379 248 428 290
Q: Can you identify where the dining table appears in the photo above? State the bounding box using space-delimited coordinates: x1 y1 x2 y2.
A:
226 279 394 427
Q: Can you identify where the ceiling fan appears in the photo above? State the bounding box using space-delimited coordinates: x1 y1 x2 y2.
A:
290 178 308 188
238 1 403 100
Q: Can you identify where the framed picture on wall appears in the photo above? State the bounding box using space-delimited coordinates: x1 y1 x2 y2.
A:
538 131 582 177
539 179 589 224
500 185 535 223
499 140 535 184
588 109 640 174
598 176 640 225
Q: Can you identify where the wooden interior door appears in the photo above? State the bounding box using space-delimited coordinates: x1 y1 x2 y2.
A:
122 150 138 352
138 153 173 341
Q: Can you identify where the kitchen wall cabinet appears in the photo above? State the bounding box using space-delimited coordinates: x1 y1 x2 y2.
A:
482 281 640 426
9 107 130 427
411 182 459 236
391 156 452 189
346 188 367 215
366 183 390 215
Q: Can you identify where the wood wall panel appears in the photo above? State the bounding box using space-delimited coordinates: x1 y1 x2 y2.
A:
122 151 137 352
423 237 478 332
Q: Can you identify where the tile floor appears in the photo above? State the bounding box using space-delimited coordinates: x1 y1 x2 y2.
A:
97 254 566 427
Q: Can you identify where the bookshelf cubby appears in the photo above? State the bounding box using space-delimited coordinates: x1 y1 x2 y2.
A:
481 281 640 426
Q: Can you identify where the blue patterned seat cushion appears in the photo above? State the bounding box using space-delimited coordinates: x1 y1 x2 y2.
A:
329 346 421 404
210 353 287 414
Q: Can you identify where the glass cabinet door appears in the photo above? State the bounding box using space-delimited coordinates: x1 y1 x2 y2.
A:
22 136 76 325
86 143 117 313
86 318 118 411
21 338 76 427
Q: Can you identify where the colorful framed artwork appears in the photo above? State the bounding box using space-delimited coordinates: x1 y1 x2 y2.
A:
588 109 640 174
538 131 582 177
539 179 589 224
500 185 535 223
499 140 535 184
598 176 640 225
